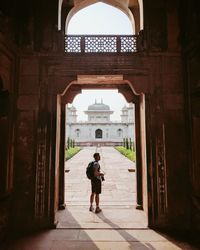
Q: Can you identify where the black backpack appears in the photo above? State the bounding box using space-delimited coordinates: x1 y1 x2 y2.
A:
86 161 95 179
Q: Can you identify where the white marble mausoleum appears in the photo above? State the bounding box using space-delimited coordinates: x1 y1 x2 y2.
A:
66 100 135 146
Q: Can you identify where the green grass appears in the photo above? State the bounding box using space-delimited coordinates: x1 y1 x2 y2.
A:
115 146 136 162
65 147 81 160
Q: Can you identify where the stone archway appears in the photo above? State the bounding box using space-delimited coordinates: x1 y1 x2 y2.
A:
54 76 148 224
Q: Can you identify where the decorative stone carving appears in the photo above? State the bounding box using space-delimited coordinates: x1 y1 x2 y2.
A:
65 35 138 53
35 81 48 220
65 36 81 52
35 128 47 219
156 126 167 215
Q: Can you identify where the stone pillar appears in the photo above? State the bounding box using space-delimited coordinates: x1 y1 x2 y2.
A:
59 103 66 209
13 57 39 229
135 100 143 210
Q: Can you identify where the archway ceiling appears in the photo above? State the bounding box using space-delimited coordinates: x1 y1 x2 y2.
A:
63 0 138 8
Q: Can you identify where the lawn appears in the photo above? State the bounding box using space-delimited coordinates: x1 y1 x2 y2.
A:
115 146 136 162
65 147 81 160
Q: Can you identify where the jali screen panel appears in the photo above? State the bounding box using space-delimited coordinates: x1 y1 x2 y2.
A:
65 35 138 53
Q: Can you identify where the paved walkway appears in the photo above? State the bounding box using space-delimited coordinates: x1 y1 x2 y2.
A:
64 147 136 206
57 146 147 229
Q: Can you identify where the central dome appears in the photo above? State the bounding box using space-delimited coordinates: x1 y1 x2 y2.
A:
88 102 110 111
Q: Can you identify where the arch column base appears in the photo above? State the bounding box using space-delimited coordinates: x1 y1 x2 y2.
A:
136 204 143 210
59 203 66 210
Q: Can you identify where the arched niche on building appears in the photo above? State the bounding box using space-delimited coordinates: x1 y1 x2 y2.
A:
117 128 123 137
95 128 103 139
75 128 80 138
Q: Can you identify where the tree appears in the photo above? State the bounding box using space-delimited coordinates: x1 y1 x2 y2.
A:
123 138 126 147
72 139 75 148
67 137 70 149
70 138 73 148
129 138 132 150
125 138 129 149
132 141 135 151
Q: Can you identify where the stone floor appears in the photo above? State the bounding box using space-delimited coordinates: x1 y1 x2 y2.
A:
2 147 198 249
3 228 198 250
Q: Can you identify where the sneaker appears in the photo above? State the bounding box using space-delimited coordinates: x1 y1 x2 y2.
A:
95 207 102 213
89 205 94 212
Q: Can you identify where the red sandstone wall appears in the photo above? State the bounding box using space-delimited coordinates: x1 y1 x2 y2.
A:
0 34 16 240
11 51 189 231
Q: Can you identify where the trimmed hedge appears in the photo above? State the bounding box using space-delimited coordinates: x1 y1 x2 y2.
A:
115 146 136 162
65 147 81 160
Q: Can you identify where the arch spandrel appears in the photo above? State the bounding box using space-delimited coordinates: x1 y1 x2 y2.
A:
60 79 141 105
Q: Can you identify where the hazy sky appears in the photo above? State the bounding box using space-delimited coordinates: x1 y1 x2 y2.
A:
67 2 133 35
67 3 132 121
71 90 128 121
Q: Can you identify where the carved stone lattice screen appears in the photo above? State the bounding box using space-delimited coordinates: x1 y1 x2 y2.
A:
120 36 137 52
65 36 81 52
65 35 138 53
85 36 117 52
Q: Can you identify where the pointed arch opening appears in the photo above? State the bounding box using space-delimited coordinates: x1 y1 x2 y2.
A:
95 128 103 139
58 0 144 34
67 2 134 35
